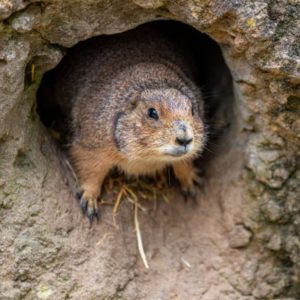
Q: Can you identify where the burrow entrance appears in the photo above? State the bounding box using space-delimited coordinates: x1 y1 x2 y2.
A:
18 18 249 300
36 20 235 207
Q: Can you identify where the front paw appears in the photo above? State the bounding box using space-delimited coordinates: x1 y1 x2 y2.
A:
76 190 100 223
179 169 203 203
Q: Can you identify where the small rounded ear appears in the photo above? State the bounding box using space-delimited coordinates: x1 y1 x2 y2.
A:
124 92 140 112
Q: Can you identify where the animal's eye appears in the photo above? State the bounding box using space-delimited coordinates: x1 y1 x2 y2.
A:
148 107 159 120
191 106 194 116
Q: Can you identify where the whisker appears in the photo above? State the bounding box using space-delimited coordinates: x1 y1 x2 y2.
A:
203 146 215 154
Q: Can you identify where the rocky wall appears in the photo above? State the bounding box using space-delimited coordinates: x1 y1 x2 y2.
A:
0 0 299 299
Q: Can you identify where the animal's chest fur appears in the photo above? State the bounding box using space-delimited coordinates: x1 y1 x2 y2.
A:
117 159 167 177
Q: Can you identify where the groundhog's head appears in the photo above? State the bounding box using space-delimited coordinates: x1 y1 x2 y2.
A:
114 88 206 163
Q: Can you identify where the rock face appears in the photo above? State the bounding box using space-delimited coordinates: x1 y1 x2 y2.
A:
0 0 299 299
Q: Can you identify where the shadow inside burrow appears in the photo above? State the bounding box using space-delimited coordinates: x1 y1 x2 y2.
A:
35 20 235 216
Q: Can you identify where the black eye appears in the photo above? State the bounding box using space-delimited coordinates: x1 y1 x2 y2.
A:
191 106 194 116
148 107 159 120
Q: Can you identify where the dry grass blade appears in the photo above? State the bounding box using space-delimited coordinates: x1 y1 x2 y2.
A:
113 187 125 214
126 197 147 212
123 185 138 201
162 193 170 203
121 184 150 268
31 63 35 82
65 159 79 184
96 232 113 246
134 196 149 269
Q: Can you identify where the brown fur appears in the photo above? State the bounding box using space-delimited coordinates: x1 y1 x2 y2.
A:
44 24 207 220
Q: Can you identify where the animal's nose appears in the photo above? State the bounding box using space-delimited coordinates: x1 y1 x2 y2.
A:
175 137 193 146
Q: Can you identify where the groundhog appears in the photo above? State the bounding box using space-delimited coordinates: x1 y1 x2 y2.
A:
42 24 207 222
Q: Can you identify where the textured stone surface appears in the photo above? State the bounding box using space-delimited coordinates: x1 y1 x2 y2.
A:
229 225 253 248
0 0 299 299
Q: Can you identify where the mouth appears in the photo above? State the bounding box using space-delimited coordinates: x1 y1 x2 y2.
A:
168 148 188 157
162 145 192 158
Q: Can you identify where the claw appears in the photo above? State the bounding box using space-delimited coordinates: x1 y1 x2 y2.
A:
87 204 100 224
79 193 100 224
181 189 189 202
181 186 198 204
94 210 100 221
193 176 204 188
195 168 205 177
80 196 88 214
76 190 83 200
87 209 94 224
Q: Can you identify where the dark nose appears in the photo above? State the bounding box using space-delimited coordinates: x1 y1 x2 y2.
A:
175 137 193 146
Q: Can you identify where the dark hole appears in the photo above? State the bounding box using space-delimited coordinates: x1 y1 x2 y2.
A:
37 20 234 181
